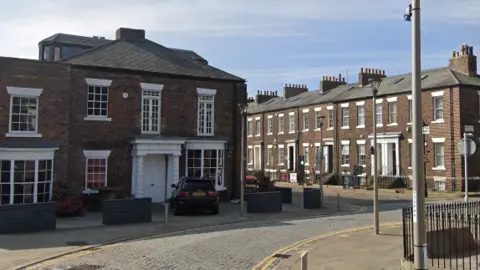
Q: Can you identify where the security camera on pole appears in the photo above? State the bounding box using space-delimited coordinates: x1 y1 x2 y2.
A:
458 125 476 203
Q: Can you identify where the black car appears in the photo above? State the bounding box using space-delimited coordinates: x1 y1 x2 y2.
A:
169 177 220 215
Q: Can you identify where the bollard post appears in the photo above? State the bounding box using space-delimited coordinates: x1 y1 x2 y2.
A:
300 251 308 270
163 203 169 229
337 193 341 211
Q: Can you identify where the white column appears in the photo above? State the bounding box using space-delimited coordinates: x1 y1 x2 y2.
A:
381 143 388 175
136 155 145 198
395 141 400 176
131 155 138 196
172 154 180 185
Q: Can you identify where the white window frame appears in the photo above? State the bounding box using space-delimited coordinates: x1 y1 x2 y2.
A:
266 145 274 165
431 137 446 170
341 140 350 167
289 112 296 133
302 109 310 131
431 91 445 123
83 150 111 190
253 145 262 170
356 140 366 167
267 115 273 135
375 99 383 127
327 106 334 130
84 78 113 122
356 101 365 128
278 114 284 134
315 109 323 130
434 176 447 192
277 145 285 165
341 103 349 129
6 86 43 138
407 95 413 125
387 97 398 126
140 83 164 134
184 147 225 191
302 143 310 166
255 117 261 136
196 88 216 136
247 146 253 165
247 118 253 137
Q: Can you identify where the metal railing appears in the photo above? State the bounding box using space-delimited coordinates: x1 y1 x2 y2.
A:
403 201 480 269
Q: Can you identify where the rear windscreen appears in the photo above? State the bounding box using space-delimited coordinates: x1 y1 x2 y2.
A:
183 181 214 191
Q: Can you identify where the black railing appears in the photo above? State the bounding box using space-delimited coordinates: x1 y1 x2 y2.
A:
403 201 480 269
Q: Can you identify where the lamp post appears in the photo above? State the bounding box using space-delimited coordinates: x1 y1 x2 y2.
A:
369 78 381 236
317 116 325 206
238 103 247 218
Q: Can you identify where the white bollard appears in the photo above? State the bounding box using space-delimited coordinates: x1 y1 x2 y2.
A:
300 251 308 270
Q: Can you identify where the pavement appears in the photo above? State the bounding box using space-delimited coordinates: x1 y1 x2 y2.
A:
1 193 360 270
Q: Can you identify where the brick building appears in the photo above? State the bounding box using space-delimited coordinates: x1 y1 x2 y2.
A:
247 44 480 191
0 27 246 206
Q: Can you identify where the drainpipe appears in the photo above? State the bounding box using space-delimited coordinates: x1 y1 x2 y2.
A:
261 112 266 173
334 104 340 176
449 86 456 191
296 107 301 176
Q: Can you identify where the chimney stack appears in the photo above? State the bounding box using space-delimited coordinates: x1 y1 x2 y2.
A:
283 84 308 99
358 67 387 86
115 28 146 41
320 73 347 92
255 89 279 103
449 44 477 76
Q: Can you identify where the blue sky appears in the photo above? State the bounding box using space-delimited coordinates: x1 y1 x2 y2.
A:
1 0 480 96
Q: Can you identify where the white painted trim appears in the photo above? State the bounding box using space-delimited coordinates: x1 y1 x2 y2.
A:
6 133 42 138
302 108 310 113
340 103 349 108
0 147 58 160
314 142 321 146
247 118 252 121
185 140 226 150
84 116 112 122
302 143 310 147
327 105 334 110
83 150 111 159
278 144 285 148
196 88 217 95
387 96 397 102
408 139 413 143
267 115 273 119
85 78 112 87
356 140 366 145
141 82 164 91
278 113 284 117
375 99 383 104
247 145 253 149
356 125 365 129
323 141 334 146
267 144 273 149
289 112 295 115
356 101 365 106
7 86 43 97
431 91 444 97
255 116 261 120
431 137 446 143
341 140 350 145
314 107 321 111
407 95 412 100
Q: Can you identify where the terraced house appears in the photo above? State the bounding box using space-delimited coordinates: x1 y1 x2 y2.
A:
247 44 480 192
0 27 246 206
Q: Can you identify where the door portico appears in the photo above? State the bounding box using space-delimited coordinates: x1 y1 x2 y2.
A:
369 132 401 176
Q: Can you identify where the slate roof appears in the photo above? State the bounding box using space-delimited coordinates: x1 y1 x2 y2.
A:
40 34 241 81
247 67 480 115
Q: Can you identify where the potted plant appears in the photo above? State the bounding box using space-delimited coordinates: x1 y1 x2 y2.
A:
52 181 85 217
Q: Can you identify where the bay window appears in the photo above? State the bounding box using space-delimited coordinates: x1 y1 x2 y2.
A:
186 149 225 190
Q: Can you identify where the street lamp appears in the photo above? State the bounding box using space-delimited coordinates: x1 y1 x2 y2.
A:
369 77 381 236
317 116 325 206
238 103 247 218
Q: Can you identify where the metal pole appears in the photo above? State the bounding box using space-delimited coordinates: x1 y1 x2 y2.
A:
464 132 469 203
412 0 427 268
240 110 246 218
319 124 324 206
300 251 308 270
372 93 379 235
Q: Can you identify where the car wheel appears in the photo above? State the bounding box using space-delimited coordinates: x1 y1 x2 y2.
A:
173 203 182 216
212 205 219 215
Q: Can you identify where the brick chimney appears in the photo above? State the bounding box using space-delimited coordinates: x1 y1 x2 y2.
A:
255 90 278 104
449 44 477 76
283 84 308 99
115 28 146 41
358 68 386 86
246 97 255 103
320 73 346 93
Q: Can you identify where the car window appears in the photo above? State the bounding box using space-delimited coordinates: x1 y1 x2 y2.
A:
182 180 215 191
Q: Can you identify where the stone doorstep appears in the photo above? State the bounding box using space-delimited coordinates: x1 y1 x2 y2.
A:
7 203 361 270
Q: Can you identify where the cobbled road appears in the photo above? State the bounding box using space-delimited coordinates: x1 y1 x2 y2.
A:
33 201 414 270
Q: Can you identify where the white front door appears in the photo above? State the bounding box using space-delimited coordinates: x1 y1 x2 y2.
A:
143 154 167 203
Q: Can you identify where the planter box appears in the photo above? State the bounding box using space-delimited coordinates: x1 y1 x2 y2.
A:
102 198 152 225
303 188 322 209
275 187 293 204
246 191 282 213
0 203 56 234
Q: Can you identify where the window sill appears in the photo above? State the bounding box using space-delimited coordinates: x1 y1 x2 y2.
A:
432 166 446 171
82 189 100 195
247 135 253 137
247 163 253 166
277 163 284 166
387 123 398 127
431 120 445 124
407 122 412 125
255 135 261 137
302 129 309 132
278 132 284 135
266 133 273 136
314 128 321 131
289 131 296 134
376 124 383 127
84 116 112 122
6 132 42 138
304 163 310 167
356 125 365 129
341 164 350 167
408 166 412 170
341 126 349 130
327 127 334 131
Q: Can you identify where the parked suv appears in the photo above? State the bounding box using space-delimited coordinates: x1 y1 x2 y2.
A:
169 177 220 215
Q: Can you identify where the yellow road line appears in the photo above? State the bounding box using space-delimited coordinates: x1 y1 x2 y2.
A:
252 222 402 270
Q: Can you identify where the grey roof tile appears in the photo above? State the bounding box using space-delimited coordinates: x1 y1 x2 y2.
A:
60 38 244 81
247 67 480 115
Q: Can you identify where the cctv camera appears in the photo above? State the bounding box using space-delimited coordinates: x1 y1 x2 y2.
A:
404 4 412 21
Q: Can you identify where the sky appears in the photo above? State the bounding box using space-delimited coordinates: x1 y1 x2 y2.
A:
1 0 480 96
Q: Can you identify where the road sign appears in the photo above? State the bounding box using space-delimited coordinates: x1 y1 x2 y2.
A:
353 165 364 175
465 125 475 133
458 138 476 156
422 126 430 135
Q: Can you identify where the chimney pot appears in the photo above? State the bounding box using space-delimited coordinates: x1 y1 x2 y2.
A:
342 77 346 82
360 67 364 74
